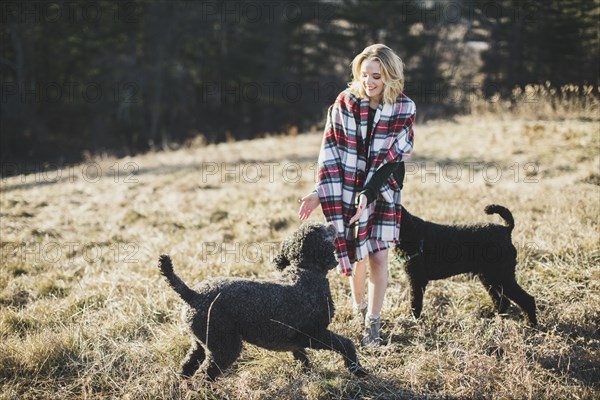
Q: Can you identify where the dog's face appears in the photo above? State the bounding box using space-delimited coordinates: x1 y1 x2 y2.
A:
399 206 412 233
274 222 338 273
396 206 422 254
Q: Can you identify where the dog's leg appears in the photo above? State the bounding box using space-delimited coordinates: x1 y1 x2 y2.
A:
406 264 427 319
499 278 537 326
409 282 427 319
181 340 206 378
478 275 510 314
292 348 311 369
309 330 367 376
204 332 243 381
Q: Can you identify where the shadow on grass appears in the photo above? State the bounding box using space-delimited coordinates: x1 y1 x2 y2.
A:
535 321 600 387
261 370 462 400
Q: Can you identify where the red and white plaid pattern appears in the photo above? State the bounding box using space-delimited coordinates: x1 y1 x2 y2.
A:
316 89 415 276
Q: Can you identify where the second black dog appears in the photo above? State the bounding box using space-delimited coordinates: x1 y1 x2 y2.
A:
394 204 537 325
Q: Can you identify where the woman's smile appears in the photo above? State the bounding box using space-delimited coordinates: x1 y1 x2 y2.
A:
360 60 384 101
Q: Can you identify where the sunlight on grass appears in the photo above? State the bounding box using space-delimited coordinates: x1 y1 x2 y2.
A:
1 100 598 399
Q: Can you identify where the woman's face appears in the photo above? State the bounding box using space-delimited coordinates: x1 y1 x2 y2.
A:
360 60 384 101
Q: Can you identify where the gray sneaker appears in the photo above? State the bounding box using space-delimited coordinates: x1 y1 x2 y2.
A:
361 315 383 347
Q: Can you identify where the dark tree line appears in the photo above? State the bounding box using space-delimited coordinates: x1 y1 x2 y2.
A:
470 0 599 93
1 0 598 169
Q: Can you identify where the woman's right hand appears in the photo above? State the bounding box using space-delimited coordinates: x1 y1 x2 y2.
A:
298 192 321 220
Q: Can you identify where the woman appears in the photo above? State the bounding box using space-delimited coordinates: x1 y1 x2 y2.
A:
298 44 415 346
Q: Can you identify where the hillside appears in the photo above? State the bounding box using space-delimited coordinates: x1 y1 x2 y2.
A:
1 115 599 399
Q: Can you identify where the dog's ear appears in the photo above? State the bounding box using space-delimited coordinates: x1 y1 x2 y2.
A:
401 205 410 221
398 206 423 252
273 236 292 270
400 206 415 232
273 252 290 270
316 245 338 272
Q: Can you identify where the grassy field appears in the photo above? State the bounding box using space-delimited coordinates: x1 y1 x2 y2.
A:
1 112 599 399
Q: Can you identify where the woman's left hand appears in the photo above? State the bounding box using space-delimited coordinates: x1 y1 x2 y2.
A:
349 194 367 225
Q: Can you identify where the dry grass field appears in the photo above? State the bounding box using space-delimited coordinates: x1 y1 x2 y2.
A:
1 105 599 398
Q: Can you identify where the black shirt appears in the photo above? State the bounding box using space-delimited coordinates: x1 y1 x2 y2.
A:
359 106 405 205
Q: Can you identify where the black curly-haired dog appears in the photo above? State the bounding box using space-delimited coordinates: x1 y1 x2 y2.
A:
394 204 537 325
158 222 366 380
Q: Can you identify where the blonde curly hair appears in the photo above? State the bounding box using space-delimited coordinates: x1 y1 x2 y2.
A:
348 44 405 104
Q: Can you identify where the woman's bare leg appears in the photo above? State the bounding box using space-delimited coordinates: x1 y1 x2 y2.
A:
367 249 389 317
349 259 368 310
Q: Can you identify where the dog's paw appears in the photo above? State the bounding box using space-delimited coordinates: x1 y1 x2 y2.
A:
348 362 368 377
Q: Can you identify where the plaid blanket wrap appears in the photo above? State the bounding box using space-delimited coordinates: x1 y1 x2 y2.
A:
316 89 415 276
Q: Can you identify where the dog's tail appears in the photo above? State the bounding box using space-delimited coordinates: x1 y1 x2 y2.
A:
484 204 514 232
158 255 197 305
